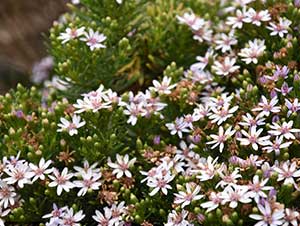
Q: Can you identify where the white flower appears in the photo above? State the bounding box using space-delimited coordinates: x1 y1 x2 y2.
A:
247 175 273 203
274 161 300 188
239 113 265 128
190 49 215 71
147 171 175 196
261 136 292 155
29 158 53 182
166 117 190 138
267 18 292 38
165 210 192 226
250 201 284 226
80 29 107 51
4 162 34 188
252 95 281 117
174 183 204 208
212 57 240 76
57 115 86 136
268 121 300 140
283 208 300 226
0 207 10 226
59 207 85 226
176 12 205 31
226 8 247 29
207 126 235 152
243 8 271 26
92 207 119 226
215 31 238 53
195 156 219 181
200 192 223 212
73 169 102 196
216 167 241 188
48 168 75 196
107 154 136 179
208 104 239 125
239 39 266 64
58 27 85 44
43 203 67 219
220 185 251 208
237 127 270 151
151 76 177 95
0 181 16 208
116 0 123 4
123 102 144 126
285 98 300 117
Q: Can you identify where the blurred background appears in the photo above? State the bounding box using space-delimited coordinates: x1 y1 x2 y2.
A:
0 0 69 93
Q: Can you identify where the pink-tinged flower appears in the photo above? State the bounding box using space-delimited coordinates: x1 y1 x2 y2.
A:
166 117 190 138
48 168 75 196
176 12 205 31
212 57 240 76
123 102 144 126
243 8 271 26
195 156 219 181
174 183 204 208
57 115 86 136
215 31 238 53
147 171 175 196
252 95 280 117
261 136 292 155
267 18 292 38
207 126 236 152
0 181 16 208
237 127 270 150
43 203 67 219
226 8 247 29
268 121 300 140
285 98 300 117
74 160 100 176
165 210 191 226
59 207 85 226
239 113 265 128
190 49 215 71
73 169 102 196
58 27 85 44
250 201 284 226
275 82 293 96
208 92 233 108
193 104 210 120
80 29 107 51
221 185 251 208
92 207 119 226
274 161 300 189
29 158 53 182
216 167 241 188
283 208 300 226
151 76 176 95
247 175 273 203
209 104 239 125
0 207 10 226
107 154 136 179
201 191 223 212
4 162 34 188
238 39 266 64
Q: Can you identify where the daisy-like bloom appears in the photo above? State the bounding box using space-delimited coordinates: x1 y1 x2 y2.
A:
110 201 126 222
215 31 238 53
107 154 136 179
92 207 120 226
3 162 34 188
275 82 293 96
193 103 210 120
208 93 233 108
57 115 86 136
174 183 204 208
193 21 213 43
267 18 292 38
29 158 53 182
176 12 205 31
206 126 236 152
0 181 16 208
147 171 175 196
151 76 177 95
0 207 10 226
237 127 270 151
200 191 223 212
190 49 214 71
58 27 85 44
260 136 292 155
216 167 241 188
212 57 240 76
208 104 239 125
123 102 144 126
226 8 247 29
247 175 273 203
48 168 75 196
238 39 266 64
252 95 280 117
73 169 102 196
43 203 67 219
73 160 100 177
59 207 85 226
285 98 300 117
274 161 300 188
268 121 300 140
166 117 190 138
195 156 219 181
80 29 107 51
243 8 271 26
221 185 252 208
165 210 192 226
282 208 300 226
239 113 265 128
250 201 284 226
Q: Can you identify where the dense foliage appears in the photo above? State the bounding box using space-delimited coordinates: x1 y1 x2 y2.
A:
1 0 300 225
